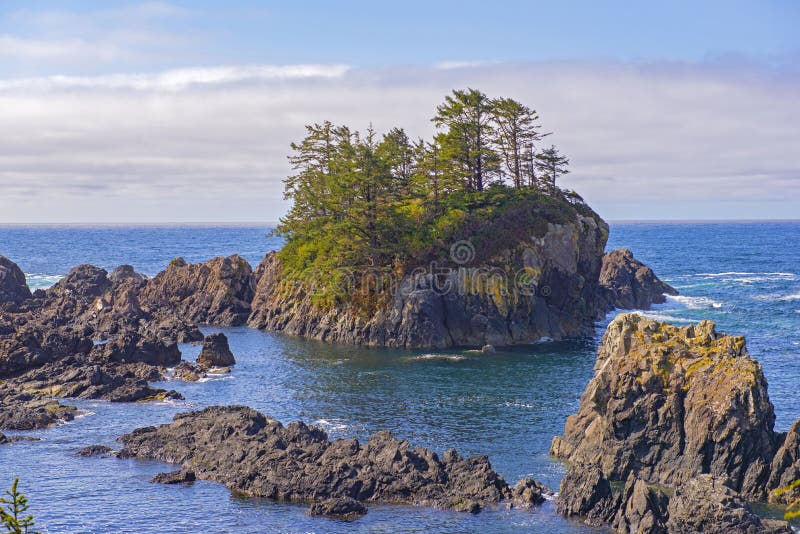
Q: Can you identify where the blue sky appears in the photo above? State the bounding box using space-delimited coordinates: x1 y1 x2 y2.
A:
0 1 798 221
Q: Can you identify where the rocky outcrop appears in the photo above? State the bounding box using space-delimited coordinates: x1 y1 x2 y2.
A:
0 386 78 430
599 248 677 310
556 466 791 534
551 313 776 500
139 255 255 326
666 475 791 534
308 497 367 519
196 333 235 369
151 470 196 485
249 209 610 348
0 256 32 305
768 420 800 505
78 445 113 457
114 405 550 515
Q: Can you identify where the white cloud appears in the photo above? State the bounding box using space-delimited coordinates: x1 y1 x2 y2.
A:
0 64 352 91
0 60 797 222
0 35 122 60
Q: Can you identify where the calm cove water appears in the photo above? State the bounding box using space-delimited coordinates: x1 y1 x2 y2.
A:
0 222 799 533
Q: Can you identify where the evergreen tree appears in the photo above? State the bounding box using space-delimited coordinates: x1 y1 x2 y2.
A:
535 145 570 194
432 88 498 191
492 98 547 189
1 478 36 534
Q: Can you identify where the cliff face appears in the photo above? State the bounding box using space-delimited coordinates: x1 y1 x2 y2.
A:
248 209 609 348
551 313 777 500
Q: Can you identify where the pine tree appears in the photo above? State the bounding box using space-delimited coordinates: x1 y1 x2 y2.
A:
492 98 546 189
535 145 570 194
432 88 498 191
1 478 36 534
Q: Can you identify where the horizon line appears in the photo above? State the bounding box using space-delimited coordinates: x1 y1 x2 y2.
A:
1 219 799 227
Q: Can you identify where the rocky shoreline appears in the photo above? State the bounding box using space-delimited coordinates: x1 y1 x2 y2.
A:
0 247 695 524
93 405 553 517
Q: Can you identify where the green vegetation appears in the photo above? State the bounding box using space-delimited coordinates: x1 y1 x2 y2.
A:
1 478 36 534
276 88 586 308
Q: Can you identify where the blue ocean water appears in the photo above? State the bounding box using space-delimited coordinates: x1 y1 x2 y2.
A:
0 222 798 533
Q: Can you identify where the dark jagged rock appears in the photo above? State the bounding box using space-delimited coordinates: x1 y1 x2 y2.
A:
599 248 677 310
557 466 790 534
0 256 32 305
556 464 612 519
100 333 181 367
139 255 255 326
551 314 776 500
115 405 550 515
0 388 78 430
196 333 235 369
78 444 113 457
768 420 800 505
151 469 196 484
0 432 38 445
3 352 183 404
308 497 367 519
666 475 792 534
249 209 609 348
510 478 553 508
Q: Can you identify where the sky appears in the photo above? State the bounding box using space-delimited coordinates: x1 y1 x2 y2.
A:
0 1 798 222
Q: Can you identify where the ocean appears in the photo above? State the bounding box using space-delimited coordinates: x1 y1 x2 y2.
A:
0 221 798 533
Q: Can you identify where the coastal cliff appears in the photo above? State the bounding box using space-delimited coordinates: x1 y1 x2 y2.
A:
249 201 611 348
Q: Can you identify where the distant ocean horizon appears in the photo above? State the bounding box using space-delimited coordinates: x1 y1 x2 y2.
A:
1 221 799 532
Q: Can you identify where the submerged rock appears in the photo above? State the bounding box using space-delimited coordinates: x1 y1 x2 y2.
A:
196 333 235 369
599 248 677 310
308 497 367 519
151 469 196 485
551 313 776 500
115 405 550 516
78 445 113 457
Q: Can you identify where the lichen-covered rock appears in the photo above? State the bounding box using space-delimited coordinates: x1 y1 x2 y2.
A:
249 210 610 348
599 248 677 310
666 475 792 534
0 388 78 430
196 333 235 369
115 405 550 515
551 313 777 500
139 255 255 326
768 419 800 505
0 256 32 305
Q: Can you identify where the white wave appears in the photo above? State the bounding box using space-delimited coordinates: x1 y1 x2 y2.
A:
502 401 535 409
404 353 468 362
632 311 696 324
693 272 796 284
313 418 350 432
197 373 234 383
24 273 63 290
779 293 800 301
667 295 723 309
